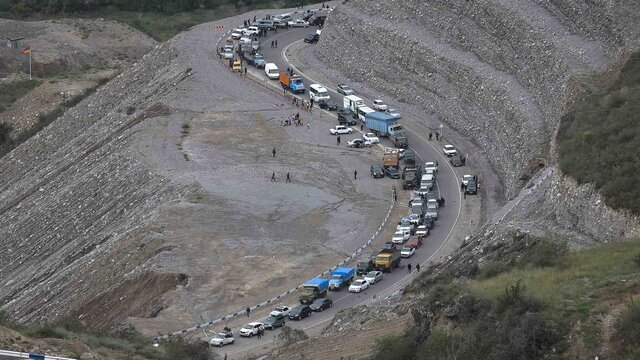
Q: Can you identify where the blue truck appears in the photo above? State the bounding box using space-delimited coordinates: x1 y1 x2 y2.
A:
299 277 330 304
279 72 305 93
328 267 355 291
365 112 408 148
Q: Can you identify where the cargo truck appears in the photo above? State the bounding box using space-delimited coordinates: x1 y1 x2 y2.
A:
364 112 406 144
299 278 329 304
243 52 266 68
328 267 355 291
402 165 421 190
279 72 305 93
343 95 364 117
375 247 401 273
383 152 400 170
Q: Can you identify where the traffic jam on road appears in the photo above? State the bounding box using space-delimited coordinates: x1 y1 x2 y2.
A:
210 8 480 350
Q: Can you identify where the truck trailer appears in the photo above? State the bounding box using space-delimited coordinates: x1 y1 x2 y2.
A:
364 112 407 146
343 95 364 117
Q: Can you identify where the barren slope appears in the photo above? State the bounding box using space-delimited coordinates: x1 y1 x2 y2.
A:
0 10 390 334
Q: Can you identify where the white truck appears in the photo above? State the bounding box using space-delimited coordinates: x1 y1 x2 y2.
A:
343 95 364 117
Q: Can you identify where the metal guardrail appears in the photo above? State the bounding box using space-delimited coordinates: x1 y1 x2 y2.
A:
0 350 76 360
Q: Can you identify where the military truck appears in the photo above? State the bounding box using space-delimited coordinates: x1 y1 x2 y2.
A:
299 278 329 305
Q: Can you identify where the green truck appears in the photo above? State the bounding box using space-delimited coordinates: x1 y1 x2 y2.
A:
299 277 330 305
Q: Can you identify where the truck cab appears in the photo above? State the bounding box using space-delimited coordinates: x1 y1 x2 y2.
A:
328 267 355 291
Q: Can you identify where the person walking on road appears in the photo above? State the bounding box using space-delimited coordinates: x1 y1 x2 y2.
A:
354 170 358 180
224 353 228 360
286 172 291 183
394 191 398 202
416 264 421 272
407 263 412 273
246 307 251 317
272 147 276 157
271 40 274 48
275 39 278 48
435 132 440 141
244 67 247 76
337 135 341 145
271 172 277 182
310 98 314 107
360 123 364 131
429 131 433 140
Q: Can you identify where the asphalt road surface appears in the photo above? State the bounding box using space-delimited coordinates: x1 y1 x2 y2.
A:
213 18 463 358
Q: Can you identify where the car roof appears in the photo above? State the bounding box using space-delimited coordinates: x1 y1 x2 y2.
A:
247 322 263 326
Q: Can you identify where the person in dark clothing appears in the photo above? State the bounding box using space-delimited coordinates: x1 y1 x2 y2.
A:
416 264 421 272
429 132 433 140
407 263 412 273
461 182 465 191
360 123 364 131
286 172 291 183
440 197 445 207
272 147 276 157
244 67 247 76
394 192 398 202
354 170 358 180
337 135 341 145
435 132 440 141
310 98 314 107
271 40 274 48
246 307 251 317
271 172 276 182
275 40 278 47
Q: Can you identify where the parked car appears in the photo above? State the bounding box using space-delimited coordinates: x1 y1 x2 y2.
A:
337 110 357 125
363 133 380 143
348 279 370 293
461 175 474 186
385 166 400 179
387 108 401 119
289 305 312 320
348 138 372 148
310 298 333 312
337 84 354 95
239 322 265 337
363 271 384 284
401 245 416 258
392 230 410 244
210 331 235 347
231 29 245 39
415 225 429 238
450 155 464 167
465 180 478 194
264 314 286 329
318 98 338 110
329 125 353 135
244 26 260 36
425 161 438 173
443 144 457 157
270 305 291 317
304 32 320 43
372 99 388 111
371 164 384 178
425 203 439 220
223 50 234 59
414 185 431 197
407 235 424 248
288 19 309 27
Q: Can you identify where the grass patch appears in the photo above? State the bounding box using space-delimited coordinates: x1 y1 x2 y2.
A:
0 78 42 113
558 52 640 214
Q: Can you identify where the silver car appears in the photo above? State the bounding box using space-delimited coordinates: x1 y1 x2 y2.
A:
363 271 384 284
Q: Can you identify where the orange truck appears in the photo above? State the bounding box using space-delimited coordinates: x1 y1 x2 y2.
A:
279 72 306 93
383 152 400 169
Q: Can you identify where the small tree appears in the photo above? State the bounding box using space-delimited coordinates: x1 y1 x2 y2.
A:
276 326 308 347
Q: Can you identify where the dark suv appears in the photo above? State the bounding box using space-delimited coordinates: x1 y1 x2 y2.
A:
357 260 375 275
304 32 319 43
465 180 477 195
289 305 312 320
338 111 357 125
264 314 286 329
371 164 384 178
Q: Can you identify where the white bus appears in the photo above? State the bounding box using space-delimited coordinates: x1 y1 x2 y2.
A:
309 84 331 102
357 106 375 122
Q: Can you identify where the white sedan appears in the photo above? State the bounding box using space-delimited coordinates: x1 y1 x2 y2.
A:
415 225 429 237
231 28 246 39
348 279 370 293
401 246 416 258
347 138 372 148
363 132 380 143
443 144 457 157
239 322 265 337
270 305 291 317
363 271 383 284
210 332 235 347
392 230 410 244
329 125 353 135
373 99 388 111
425 161 438 173
244 26 260 36
288 19 309 27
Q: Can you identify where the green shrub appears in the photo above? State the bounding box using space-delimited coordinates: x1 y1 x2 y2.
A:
374 333 416 360
276 326 308 347
558 52 640 214
634 252 640 268
126 106 136 115
521 238 568 268
617 301 640 351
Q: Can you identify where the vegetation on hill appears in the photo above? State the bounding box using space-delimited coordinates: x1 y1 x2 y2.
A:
372 237 640 359
0 78 41 113
0 0 316 41
557 52 640 215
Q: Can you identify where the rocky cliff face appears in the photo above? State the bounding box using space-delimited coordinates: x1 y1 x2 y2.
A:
316 0 640 241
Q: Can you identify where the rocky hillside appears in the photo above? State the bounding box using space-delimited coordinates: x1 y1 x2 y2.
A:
316 0 640 242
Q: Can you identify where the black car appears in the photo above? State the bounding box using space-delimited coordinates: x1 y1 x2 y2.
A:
338 111 357 126
310 298 333 312
423 216 435 230
318 99 338 111
289 305 312 320
450 155 464 167
371 164 384 178
385 166 400 179
304 32 319 43
465 180 477 195
357 260 375 275
264 314 286 329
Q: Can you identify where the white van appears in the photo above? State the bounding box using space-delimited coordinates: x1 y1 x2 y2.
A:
421 174 435 190
309 84 330 102
265 63 279 79
277 13 293 22
357 106 375 122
